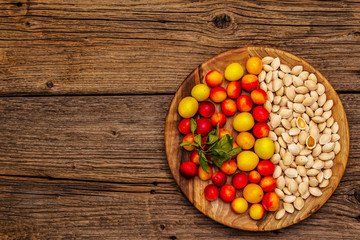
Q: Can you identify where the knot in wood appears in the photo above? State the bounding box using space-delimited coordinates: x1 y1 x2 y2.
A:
212 14 231 29
355 189 360 203
46 81 54 88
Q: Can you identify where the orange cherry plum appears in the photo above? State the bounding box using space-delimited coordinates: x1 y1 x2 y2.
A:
198 165 212 181
259 176 277 192
204 184 219 201
257 160 275 176
220 160 237 175
231 197 249 214
220 184 236 203
221 99 237 117
199 101 215 118
249 203 265 220
262 192 280 212
211 112 226 128
218 128 231 139
212 171 226 187
226 81 242 99
250 89 267 105
241 74 259 92
190 150 199 165
210 87 227 103
182 133 196 151
248 170 261 184
252 122 270 138
205 70 223 87
180 161 197 179
178 118 191 135
232 172 248 189
252 106 269 122
236 95 253 112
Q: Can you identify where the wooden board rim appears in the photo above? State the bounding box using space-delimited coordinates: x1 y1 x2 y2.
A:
165 46 350 231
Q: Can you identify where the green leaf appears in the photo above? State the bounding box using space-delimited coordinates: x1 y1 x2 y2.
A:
206 130 218 145
194 134 202 148
180 142 199 147
211 153 231 168
213 134 233 152
199 152 209 174
210 155 225 168
215 123 219 137
190 118 197 134
227 147 242 157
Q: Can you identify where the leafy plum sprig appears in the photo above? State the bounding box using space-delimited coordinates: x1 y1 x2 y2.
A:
180 119 242 174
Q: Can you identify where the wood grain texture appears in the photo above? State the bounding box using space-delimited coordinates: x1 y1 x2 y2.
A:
0 0 359 238
0 93 356 183
165 47 349 230
0 93 358 238
0 0 360 95
0 174 359 240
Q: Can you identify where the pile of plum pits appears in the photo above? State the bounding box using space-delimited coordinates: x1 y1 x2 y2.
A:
177 57 281 221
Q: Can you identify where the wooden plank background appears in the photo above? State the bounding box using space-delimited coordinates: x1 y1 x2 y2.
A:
0 0 359 239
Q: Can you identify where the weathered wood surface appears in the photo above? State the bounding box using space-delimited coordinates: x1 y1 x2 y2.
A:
0 0 360 95
0 175 359 240
0 94 359 238
0 0 360 238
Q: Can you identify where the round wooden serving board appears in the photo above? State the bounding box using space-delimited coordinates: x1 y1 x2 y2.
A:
164 47 350 231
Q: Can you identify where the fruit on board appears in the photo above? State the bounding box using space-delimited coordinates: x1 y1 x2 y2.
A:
259 176 276 192
212 171 227 187
231 197 248 214
220 159 237 175
249 203 265 220
182 133 196 151
180 161 198 179
252 122 270 138
178 96 199 118
196 118 212 137
236 95 253 112
233 112 255 132
232 172 248 189
257 160 275 176
237 151 259 172
211 112 226 128
248 170 261 183
241 74 259 92
226 81 242 99
198 165 212 181
224 63 244 81
221 99 237 117
236 132 255 150
205 70 223 87
199 101 215 118
250 89 267 105
254 137 275 160
262 192 280 212
252 106 269 122
220 184 236 203
178 118 191 135
246 56 263 75
243 183 264 204
191 83 210 102
210 86 227 103
204 184 219 201
190 150 199 165
218 128 231 139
